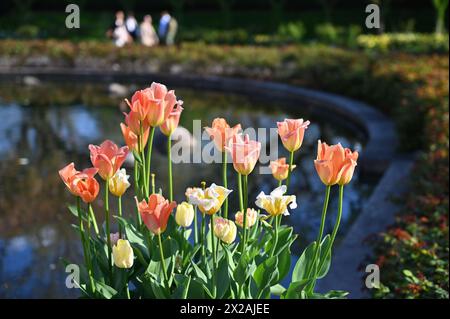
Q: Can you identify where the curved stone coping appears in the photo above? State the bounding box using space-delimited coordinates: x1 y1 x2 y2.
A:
0 68 398 175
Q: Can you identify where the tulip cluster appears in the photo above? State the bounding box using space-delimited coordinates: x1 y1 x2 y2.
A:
59 82 358 299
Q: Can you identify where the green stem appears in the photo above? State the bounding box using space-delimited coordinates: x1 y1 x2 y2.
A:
305 185 331 281
167 136 173 201
270 215 279 257
201 212 206 263
118 196 123 238
88 204 99 236
194 205 198 244
286 151 294 192
242 174 248 249
126 281 131 299
105 179 113 283
222 151 228 218
316 185 344 277
86 203 96 294
146 126 156 196
237 173 243 212
139 122 148 197
76 198 94 293
133 159 142 228
210 214 217 297
158 232 169 290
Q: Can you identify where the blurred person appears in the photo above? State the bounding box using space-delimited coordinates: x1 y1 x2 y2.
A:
158 11 171 44
140 15 159 47
126 12 138 40
107 10 125 38
113 19 132 47
166 16 178 45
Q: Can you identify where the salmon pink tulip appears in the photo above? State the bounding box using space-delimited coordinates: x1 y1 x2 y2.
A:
160 102 184 136
136 194 177 235
89 140 129 180
205 118 242 152
314 140 359 186
277 119 310 152
269 158 296 181
225 134 261 176
120 123 149 153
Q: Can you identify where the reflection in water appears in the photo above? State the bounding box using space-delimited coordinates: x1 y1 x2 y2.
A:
0 82 371 298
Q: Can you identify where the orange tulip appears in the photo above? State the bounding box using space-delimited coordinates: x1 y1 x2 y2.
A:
89 140 129 180
59 162 98 196
123 110 148 135
269 158 296 181
225 133 261 176
136 194 177 235
277 119 310 152
205 118 242 152
72 174 100 203
314 140 359 186
120 123 149 153
126 90 152 122
160 102 184 136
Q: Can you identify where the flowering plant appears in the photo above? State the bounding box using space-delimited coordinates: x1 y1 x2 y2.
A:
59 82 358 299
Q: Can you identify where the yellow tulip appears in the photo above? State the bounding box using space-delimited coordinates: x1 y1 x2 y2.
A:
112 239 134 269
213 217 237 244
188 183 232 215
175 201 195 227
255 185 297 217
235 208 258 228
109 168 130 197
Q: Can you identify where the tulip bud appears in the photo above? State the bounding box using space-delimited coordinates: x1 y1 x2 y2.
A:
112 239 134 269
175 201 195 227
235 208 258 228
213 217 237 244
109 168 131 197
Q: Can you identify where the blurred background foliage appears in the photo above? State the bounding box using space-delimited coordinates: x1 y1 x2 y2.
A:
0 0 448 53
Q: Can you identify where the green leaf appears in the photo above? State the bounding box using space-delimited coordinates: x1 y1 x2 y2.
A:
149 277 169 299
216 256 230 299
270 284 286 296
68 205 88 222
322 290 349 299
132 150 142 164
172 274 192 299
283 279 311 299
317 235 332 279
253 256 279 292
94 280 118 299
292 241 316 282
190 260 208 284
277 247 291 282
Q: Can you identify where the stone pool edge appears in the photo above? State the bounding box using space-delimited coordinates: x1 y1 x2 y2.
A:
0 68 409 299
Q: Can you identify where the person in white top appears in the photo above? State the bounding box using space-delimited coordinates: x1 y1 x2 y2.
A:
125 12 138 40
140 15 159 47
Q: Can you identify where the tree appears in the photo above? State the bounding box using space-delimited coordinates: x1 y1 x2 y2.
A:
432 0 449 34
